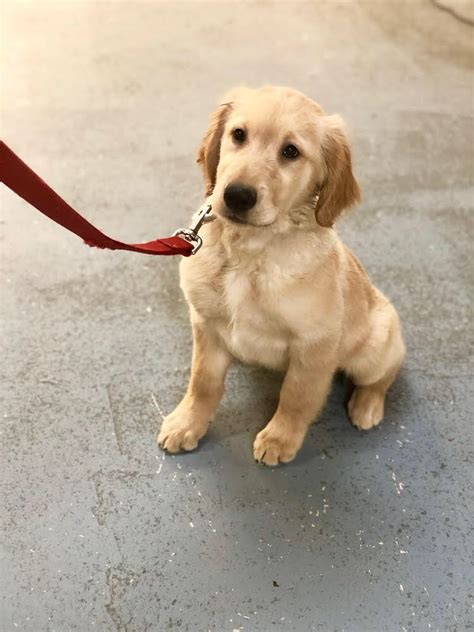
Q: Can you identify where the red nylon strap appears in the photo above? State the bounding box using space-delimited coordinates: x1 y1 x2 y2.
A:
0 140 193 256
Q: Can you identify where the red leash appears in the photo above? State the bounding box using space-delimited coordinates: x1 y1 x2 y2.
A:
0 140 210 256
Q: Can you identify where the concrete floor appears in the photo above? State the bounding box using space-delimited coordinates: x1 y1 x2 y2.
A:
1 1 473 631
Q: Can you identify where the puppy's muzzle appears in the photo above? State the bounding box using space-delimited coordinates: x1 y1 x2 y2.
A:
223 182 257 222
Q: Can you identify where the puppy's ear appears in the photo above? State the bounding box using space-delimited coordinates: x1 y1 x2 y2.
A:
315 115 361 228
197 102 232 196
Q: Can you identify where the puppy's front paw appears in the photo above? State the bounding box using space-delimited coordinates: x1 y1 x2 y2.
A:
253 422 303 466
157 413 208 453
348 386 385 431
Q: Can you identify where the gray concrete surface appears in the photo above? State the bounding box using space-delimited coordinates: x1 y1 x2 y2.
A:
1 1 473 630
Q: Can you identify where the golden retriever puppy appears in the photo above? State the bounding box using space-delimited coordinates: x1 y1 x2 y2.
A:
158 86 405 466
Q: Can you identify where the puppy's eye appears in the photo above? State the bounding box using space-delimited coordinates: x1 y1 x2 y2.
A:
282 144 299 160
232 128 246 143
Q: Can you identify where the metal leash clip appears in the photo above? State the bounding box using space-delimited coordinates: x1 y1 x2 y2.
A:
173 203 215 254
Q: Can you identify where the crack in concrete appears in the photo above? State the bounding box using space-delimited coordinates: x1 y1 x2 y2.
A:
104 562 153 632
106 383 125 456
92 473 107 527
105 566 135 632
92 470 156 528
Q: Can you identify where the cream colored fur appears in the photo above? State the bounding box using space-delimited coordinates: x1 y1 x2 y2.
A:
158 86 405 466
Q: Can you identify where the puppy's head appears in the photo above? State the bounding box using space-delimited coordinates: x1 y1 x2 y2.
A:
198 86 361 230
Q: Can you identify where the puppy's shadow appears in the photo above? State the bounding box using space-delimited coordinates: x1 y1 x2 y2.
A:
295 368 414 465
283 371 351 467
209 364 283 442
207 368 411 466
209 367 352 448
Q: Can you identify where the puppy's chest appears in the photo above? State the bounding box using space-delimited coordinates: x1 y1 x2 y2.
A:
225 267 275 323
219 265 290 368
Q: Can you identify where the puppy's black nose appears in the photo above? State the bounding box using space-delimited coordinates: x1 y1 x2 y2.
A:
223 182 257 213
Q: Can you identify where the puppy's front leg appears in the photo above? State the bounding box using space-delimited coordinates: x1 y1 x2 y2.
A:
254 348 336 466
158 322 232 453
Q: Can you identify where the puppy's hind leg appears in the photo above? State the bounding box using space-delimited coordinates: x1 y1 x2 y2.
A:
346 302 405 431
348 369 399 431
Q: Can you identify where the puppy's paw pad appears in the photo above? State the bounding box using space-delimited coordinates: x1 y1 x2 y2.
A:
253 428 300 466
157 417 205 453
348 387 384 431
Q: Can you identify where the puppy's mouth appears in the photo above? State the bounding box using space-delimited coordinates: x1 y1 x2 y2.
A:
221 210 275 228
224 212 250 225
